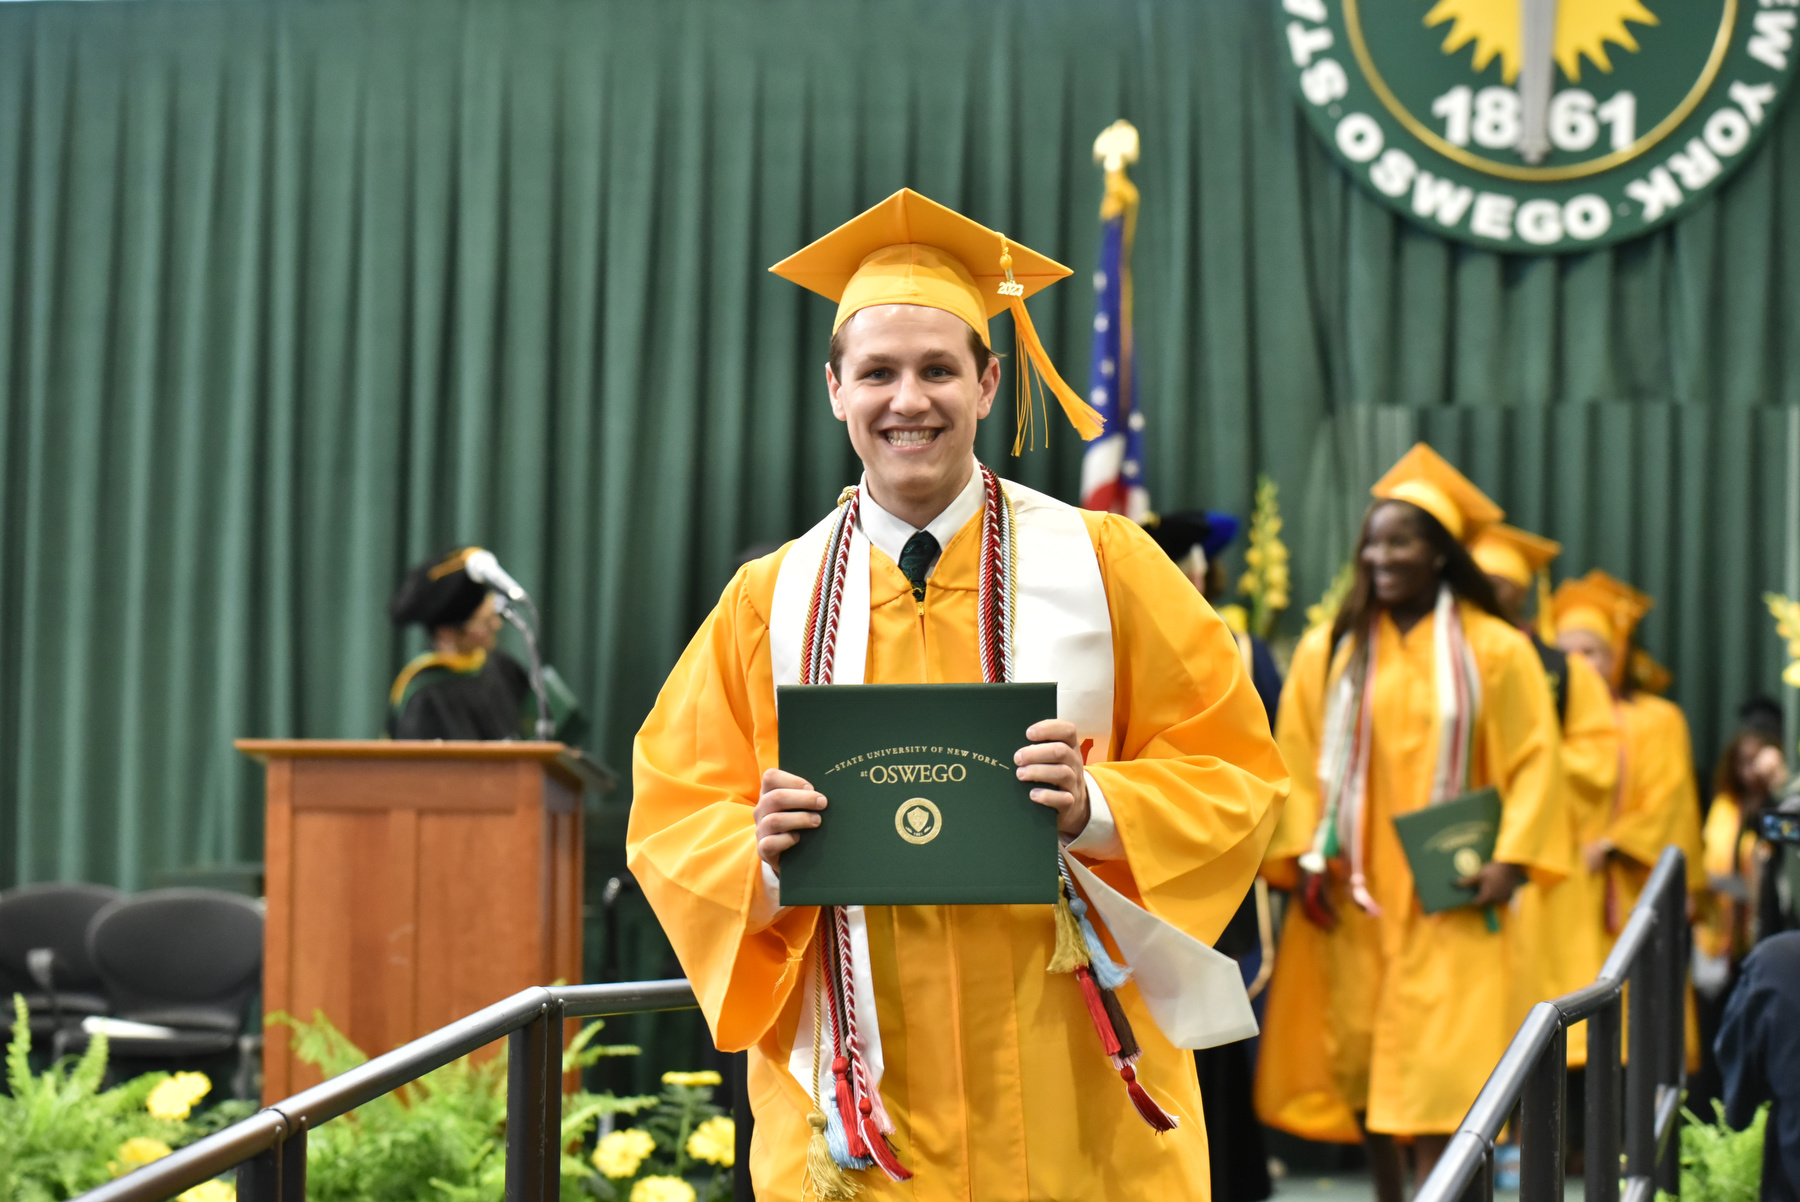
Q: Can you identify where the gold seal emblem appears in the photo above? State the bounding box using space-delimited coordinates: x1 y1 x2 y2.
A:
1453 847 1484 878
895 798 942 845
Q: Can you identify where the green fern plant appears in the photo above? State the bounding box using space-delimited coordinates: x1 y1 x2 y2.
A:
0 994 251 1202
1656 1099 1767 1202
270 1009 656 1202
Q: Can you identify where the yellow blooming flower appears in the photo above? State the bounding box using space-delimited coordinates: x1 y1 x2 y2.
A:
686 1115 736 1167
660 1070 722 1088
178 1182 236 1202
1238 475 1291 639
630 1176 697 1202
147 1072 213 1121
592 1128 658 1179
110 1137 173 1177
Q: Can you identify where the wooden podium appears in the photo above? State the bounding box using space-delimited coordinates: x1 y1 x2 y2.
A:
236 740 610 1098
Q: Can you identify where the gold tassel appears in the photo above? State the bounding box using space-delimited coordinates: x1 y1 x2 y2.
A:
1535 567 1555 644
996 238 1106 454
1008 294 1106 443
1048 878 1091 974
805 1110 858 1200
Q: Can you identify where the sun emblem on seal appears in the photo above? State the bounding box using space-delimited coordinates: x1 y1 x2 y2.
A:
1424 0 1659 83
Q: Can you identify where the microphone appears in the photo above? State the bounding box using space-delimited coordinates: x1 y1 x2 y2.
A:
464 549 528 602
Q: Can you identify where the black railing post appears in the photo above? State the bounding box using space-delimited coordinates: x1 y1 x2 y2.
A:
1518 1021 1566 1202
1625 909 1658 1182
732 1050 753 1202
236 1125 304 1202
1587 998 1622 1202
506 1004 555 1202
1656 878 1686 1196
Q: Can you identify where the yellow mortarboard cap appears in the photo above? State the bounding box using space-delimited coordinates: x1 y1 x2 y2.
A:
1369 444 1503 542
770 188 1104 447
1470 524 1561 587
1552 570 1652 649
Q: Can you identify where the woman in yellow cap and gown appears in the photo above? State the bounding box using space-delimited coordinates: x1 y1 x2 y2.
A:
1552 572 1705 928
628 189 1287 1201
1469 526 1619 1058
1254 445 1563 1202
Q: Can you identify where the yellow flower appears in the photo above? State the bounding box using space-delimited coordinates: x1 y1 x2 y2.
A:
686 1115 736 1167
178 1182 236 1202
630 1176 697 1202
660 1070 722 1088
147 1072 213 1121
592 1128 658 1179
1784 661 1800 689
111 1137 173 1177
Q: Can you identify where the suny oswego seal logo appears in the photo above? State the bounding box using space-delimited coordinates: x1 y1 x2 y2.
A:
895 798 943 845
1278 0 1797 250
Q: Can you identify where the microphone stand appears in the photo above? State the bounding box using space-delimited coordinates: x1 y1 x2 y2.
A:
495 594 555 741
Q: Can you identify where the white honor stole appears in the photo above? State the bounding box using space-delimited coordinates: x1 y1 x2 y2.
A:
768 479 1257 1111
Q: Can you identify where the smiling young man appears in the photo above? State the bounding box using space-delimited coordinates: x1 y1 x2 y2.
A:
628 189 1287 1201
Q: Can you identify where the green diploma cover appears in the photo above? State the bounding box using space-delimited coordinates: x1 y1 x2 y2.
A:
776 682 1059 906
1390 787 1502 915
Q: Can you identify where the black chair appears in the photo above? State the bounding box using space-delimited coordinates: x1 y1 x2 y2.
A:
82 888 264 1095
0 882 123 1045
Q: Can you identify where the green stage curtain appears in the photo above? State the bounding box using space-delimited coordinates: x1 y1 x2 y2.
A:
3 0 1797 912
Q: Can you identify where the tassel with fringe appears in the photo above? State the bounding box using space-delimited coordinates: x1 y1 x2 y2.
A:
1098 986 1141 1062
996 239 1105 454
1049 877 1090 973
1074 964 1122 1057
807 1110 860 1200
1120 1063 1180 1133
1069 894 1131 990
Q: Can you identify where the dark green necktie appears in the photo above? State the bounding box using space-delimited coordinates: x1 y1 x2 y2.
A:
897 531 940 604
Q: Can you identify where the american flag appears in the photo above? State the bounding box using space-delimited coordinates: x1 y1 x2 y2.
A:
1079 136 1149 520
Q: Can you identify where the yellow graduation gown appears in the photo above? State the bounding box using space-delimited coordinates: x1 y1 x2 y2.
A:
628 504 1288 1201
1254 605 1563 1138
1601 693 1705 921
1507 651 1618 1065
1696 794 1759 962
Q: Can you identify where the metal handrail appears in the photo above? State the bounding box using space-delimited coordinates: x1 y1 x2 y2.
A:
76 979 701 1202
1416 847 1690 1202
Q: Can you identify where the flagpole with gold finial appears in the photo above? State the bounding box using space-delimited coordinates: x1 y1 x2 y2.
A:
1093 121 1140 453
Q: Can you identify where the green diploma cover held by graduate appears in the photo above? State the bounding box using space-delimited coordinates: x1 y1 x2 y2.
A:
777 682 1058 906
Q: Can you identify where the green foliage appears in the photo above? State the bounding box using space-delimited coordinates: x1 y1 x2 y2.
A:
0 993 248 1202
1657 1099 1767 1202
271 1010 656 1202
586 1077 732 1202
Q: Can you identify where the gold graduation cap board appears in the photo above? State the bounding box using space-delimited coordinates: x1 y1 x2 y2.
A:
771 189 1104 451
1370 443 1503 541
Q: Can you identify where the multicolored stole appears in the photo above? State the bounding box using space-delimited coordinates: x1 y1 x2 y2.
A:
1302 584 1482 914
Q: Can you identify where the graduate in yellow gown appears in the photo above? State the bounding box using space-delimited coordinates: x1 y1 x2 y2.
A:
628 190 1288 1202
1551 573 1706 928
1469 525 1618 1063
1254 445 1563 1202
1553 572 1705 1069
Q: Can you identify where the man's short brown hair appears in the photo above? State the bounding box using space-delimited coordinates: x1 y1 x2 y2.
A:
827 309 998 380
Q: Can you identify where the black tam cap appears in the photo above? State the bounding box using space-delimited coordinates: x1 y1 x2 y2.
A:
1141 510 1240 563
390 547 490 629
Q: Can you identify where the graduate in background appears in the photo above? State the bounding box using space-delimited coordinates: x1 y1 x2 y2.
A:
628 190 1287 1200
1144 508 1278 1202
1470 526 1619 1060
1552 572 1706 926
1698 699 1788 979
387 547 532 740
1255 445 1564 1202
1553 572 1705 1069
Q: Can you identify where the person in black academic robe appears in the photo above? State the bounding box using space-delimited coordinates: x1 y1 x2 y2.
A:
386 548 533 740
1717 930 1800 1201
1142 508 1277 1202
